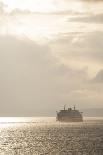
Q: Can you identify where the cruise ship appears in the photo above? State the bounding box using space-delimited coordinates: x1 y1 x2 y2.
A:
56 106 83 122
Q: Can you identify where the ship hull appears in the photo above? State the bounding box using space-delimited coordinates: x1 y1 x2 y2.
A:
56 116 83 122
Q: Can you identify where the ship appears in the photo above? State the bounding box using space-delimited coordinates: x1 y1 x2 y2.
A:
56 105 83 122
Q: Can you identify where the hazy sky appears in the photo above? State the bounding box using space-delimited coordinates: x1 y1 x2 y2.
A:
0 0 103 116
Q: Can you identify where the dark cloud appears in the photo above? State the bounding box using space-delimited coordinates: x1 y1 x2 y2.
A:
92 70 103 83
82 0 103 1
69 14 103 24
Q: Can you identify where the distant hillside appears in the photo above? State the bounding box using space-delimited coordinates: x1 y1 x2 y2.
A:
81 108 103 117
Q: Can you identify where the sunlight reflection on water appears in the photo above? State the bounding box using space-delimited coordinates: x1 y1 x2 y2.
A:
0 117 103 154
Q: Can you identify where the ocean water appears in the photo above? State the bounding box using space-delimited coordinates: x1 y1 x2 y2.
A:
0 117 103 155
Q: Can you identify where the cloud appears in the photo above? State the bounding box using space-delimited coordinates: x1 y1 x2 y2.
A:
0 35 58 116
0 0 103 41
0 0 77 15
92 69 103 82
52 31 103 65
0 0 103 114
2 0 103 16
0 1 6 14
50 30 103 109
10 9 80 16
0 35 90 116
0 34 103 115
72 31 103 64
69 14 103 24
83 0 103 1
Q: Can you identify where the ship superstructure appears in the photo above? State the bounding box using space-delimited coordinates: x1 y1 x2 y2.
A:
56 106 83 122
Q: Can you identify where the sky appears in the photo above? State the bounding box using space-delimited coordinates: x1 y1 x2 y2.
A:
0 0 103 116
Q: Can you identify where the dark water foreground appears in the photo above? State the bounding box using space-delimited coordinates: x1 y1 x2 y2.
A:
0 117 103 155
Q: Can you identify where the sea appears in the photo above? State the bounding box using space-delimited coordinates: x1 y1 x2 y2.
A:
0 117 103 155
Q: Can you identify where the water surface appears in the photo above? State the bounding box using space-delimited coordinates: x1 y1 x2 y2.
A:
0 117 103 155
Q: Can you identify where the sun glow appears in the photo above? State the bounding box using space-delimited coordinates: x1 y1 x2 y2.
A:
2 0 85 13
4 14 65 42
3 0 56 13
1 0 102 42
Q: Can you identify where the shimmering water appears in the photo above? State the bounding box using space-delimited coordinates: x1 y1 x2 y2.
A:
0 117 103 155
